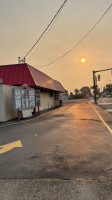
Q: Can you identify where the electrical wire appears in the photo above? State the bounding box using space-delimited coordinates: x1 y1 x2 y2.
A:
24 0 68 59
27 6 64 62
36 4 112 68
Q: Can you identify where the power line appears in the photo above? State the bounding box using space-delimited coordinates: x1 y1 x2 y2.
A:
27 6 64 62
24 0 68 59
36 4 112 68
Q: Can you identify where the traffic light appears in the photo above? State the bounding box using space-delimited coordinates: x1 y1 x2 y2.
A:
98 75 100 81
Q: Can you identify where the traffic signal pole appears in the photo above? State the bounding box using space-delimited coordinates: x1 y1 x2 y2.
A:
93 67 112 104
93 71 97 104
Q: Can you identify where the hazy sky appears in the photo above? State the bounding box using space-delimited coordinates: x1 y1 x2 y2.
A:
0 0 112 92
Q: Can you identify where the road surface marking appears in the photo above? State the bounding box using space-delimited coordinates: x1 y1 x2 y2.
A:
0 109 57 128
0 140 23 154
106 109 112 112
91 104 112 135
98 102 112 105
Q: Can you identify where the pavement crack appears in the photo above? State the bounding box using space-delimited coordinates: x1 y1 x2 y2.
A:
80 118 101 122
30 154 51 159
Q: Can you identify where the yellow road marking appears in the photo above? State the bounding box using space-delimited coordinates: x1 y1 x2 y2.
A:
0 140 23 154
91 104 112 135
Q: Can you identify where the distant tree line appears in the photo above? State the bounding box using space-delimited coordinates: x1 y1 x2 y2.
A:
69 84 112 100
69 86 92 99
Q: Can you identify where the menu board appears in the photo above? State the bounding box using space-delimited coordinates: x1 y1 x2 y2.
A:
14 89 22 109
12 87 36 110
21 89 26 108
29 89 35 108
24 90 29 108
35 90 40 105
15 89 21 99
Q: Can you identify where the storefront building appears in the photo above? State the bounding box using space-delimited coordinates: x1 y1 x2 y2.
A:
0 63 66 121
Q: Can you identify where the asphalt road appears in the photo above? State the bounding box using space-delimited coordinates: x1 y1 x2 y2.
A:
0 100 112 199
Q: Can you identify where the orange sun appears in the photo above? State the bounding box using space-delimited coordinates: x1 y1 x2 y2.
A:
81 58 86 63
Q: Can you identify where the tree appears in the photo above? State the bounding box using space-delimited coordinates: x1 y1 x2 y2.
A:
106 84 112 92
70 92 74 99
74 89 79 96
103 86 106 93
80 86 92 98
70 92 73 96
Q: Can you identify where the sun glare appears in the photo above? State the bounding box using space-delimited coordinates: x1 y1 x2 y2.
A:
81 58 86 63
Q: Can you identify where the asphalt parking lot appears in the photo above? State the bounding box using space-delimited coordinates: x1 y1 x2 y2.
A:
0 100 112 199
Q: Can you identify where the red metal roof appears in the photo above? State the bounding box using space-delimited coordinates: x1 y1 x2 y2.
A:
0 63 66 92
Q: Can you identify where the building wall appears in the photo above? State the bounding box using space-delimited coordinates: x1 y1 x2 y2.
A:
0 84 17 122
60 93 68 101
3 85 17 121
0 85 59 122
39 92 55 111
0 85 6 121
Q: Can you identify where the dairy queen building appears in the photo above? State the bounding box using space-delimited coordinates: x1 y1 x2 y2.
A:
0 63 66 122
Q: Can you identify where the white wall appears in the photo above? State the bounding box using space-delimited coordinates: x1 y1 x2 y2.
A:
0 85 58 122
3 85 17 121
39 91 55 111
0 85 17 122
0 85 5 121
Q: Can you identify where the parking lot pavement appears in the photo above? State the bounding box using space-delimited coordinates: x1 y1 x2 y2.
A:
0 179 112 200
0 100 112 199
0 100 112 180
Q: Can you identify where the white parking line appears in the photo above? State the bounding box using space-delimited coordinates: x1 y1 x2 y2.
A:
98 103 112 105
91 104 112 135
106 109 112 112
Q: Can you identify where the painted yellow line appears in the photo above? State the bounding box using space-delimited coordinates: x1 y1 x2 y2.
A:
0 109 57 128
0 140 23 154
91 104 112 135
